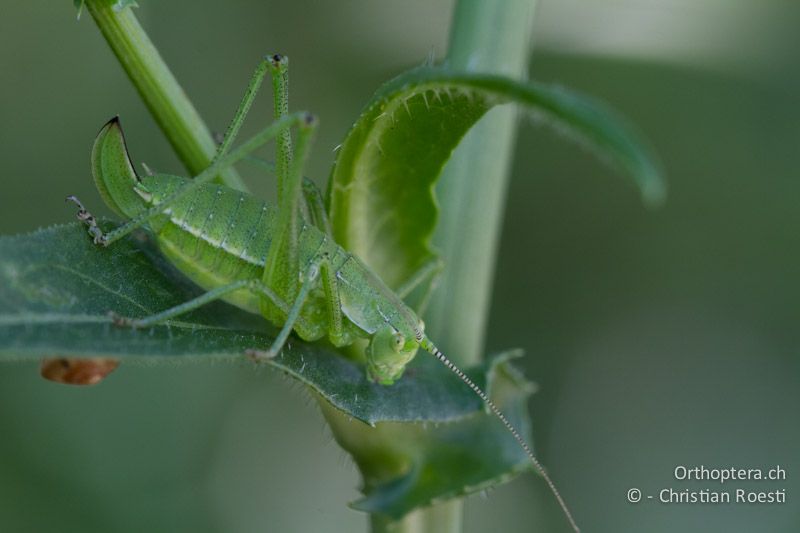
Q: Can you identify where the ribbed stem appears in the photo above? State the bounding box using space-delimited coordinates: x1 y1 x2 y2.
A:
84 0 247 190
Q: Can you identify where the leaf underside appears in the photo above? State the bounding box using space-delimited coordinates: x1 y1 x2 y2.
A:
327 66 665 291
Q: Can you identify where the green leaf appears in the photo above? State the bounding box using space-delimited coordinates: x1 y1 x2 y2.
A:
0 222 512 425
324 359 535 520
327 66 665 289
1 223 539 515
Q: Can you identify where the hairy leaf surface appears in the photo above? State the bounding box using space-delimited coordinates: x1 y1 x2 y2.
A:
0 222 515 426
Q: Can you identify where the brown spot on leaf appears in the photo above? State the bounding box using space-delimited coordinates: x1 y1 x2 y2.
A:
40 358 119 386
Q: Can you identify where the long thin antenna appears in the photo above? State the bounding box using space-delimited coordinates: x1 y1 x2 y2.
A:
420 336 580 533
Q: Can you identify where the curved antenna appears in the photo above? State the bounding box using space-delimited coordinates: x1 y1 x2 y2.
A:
420 336 580 533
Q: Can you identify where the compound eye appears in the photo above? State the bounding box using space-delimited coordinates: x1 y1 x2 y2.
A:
392 333 405 352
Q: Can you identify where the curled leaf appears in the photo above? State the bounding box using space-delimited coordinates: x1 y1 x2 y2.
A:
327 66 665 289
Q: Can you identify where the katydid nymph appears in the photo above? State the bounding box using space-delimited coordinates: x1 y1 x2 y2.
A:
67 55 580 532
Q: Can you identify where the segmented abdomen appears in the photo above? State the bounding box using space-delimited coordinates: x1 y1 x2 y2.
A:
142 175 276 314
137 174 384 345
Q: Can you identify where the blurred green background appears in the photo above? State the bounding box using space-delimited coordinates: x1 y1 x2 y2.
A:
1 1 798 532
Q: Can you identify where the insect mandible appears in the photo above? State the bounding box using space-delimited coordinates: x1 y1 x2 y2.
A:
67 55 580 532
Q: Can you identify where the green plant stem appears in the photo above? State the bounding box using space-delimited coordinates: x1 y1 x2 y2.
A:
383 1 535 532
83 0 247 190
370 501 461 533
427 0 536 365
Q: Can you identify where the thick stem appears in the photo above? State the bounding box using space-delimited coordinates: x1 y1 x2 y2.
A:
83 0 247 191
370 501 461 533
426 0 536 365
383 1 535 532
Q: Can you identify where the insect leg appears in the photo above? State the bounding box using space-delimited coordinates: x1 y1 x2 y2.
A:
66 195 105 244
302 178 333 237
240 155 317 227
395 256 445 315
317 253 344 344
265 55 320 227
213 57 271 161
261 114 318 301
249 257 322 359
268 54 292 201
98 112 308 246
110 279 294 329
